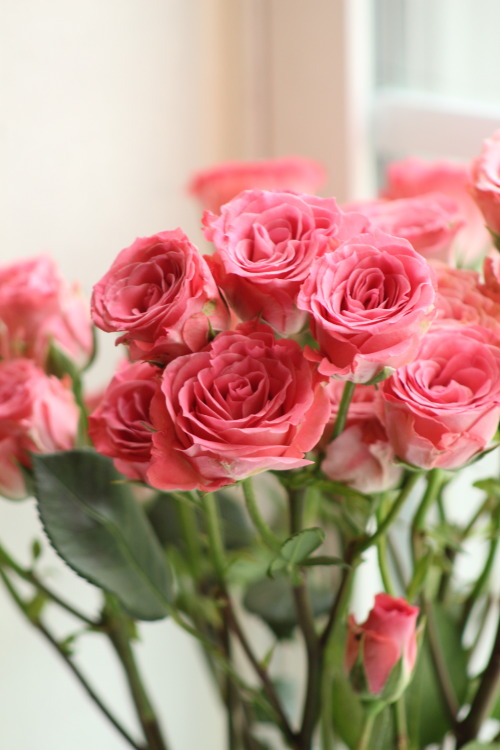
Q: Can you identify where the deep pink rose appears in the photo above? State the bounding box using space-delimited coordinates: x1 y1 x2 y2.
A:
0 255 93 368
297 230 436 383
470 130 500 238
380 325 500 469
321 382 402 494
0 359 80 498
88 361 160 481
187 156 327 213
382 157 490 264
91 230 230 362
147 322 330 492
345 594 419 698
204 189 369 334
344 193 463 264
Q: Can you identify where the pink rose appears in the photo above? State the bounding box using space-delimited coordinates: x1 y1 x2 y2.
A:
382 157 490 264
380 325 500 469
204 189 369 334
187 156 327 213
88 361 160 481
344 193 463 264
321 382 402 494
470 130 500 239
482 252 500 303
0 255 93 368
297 230 436 383
91 230 230 363
432 262 500 340
147 322 330 492
0 359 80 498
345 593 419 698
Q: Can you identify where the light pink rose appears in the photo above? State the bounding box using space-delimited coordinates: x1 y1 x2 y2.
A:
88 361 160 481
382 157 490 264
344 193 463 264
91 230 230 363
0 359 80 498
204 189 369 334
187 156 327 213
147 322 330 492
297 230 436 383
345 594 419 698
321 382 402 494
470 130 500 239
380 325 500 470
0 255 93 368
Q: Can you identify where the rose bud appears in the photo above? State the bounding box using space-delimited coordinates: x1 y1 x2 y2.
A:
187 155 327 213
470 130 500 246
345 593 419 703
204 189 369 335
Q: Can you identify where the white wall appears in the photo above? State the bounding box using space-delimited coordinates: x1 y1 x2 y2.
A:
0 2 224 748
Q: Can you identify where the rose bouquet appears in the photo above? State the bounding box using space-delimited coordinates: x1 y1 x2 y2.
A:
1 141 500 750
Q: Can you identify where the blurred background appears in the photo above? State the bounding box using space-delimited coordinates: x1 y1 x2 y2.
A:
1 1 500 747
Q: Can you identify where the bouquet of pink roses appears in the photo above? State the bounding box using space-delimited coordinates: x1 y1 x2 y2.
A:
1 139 500 750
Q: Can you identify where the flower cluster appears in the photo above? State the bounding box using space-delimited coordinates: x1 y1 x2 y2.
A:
3 131 500 743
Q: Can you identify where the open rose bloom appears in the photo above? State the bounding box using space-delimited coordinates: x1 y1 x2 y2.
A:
4 130 500 750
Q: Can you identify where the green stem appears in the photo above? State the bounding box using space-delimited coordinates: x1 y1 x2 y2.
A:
0 542 96 627
288 486 322 748
320 550 356 649
461 499 500 630
411 469 443 563
393 697 409 750
355 710 376 750
103 596 170 750
422 597 459 722
332 381 356 439
242 477 281 551
360 472 422 554
0 568 143 750
202 491 227 581
173 492 203 579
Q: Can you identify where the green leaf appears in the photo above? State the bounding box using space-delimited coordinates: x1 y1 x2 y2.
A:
33 450 173 621
405 603 469 747
268 527 325 577
243 575 333 639
460 744 500 750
